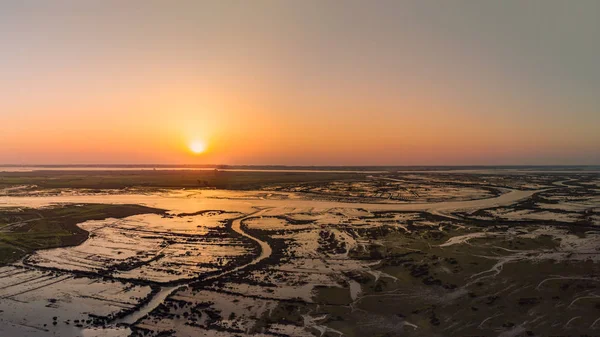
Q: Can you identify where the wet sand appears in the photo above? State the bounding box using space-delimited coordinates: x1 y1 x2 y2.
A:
1 173 597 336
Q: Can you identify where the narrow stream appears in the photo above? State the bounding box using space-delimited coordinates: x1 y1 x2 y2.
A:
115 208 272 325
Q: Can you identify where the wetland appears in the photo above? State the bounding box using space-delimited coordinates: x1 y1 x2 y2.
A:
0 168 599 336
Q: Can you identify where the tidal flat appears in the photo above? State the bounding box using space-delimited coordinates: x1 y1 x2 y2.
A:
0 169 599 336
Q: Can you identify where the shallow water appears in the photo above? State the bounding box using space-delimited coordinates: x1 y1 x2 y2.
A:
0 181 587 336
0 187 541 214
116 286 180 325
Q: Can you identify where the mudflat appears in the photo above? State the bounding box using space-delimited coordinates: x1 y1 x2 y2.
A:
0 169 598 336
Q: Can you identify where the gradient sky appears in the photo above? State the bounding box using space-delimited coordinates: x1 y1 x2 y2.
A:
1 1 599 165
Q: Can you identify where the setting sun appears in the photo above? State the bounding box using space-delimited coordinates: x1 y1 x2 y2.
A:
189 140 206 154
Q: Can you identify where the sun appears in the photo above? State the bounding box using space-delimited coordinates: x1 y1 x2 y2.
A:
189 140 206 154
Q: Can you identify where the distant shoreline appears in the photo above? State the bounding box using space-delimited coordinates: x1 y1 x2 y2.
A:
1 164 599 174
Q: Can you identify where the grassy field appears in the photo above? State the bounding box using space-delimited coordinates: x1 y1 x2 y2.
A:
0 170 367 190
0 204 164 265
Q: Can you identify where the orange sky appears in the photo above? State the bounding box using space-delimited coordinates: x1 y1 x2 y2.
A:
1 2 599 165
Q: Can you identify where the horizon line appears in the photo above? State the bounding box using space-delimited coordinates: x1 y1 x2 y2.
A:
1 164 599 168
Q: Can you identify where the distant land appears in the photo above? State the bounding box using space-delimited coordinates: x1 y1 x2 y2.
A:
1 164 599 172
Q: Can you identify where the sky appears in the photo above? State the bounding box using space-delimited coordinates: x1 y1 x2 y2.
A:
1 1 599 166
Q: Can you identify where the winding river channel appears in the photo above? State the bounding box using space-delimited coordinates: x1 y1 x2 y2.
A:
0 184 553 333
116 208 273 325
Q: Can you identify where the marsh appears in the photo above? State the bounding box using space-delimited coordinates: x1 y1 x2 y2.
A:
0 168 598 336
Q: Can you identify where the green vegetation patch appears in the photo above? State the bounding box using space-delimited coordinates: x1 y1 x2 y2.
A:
0 203 165 265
